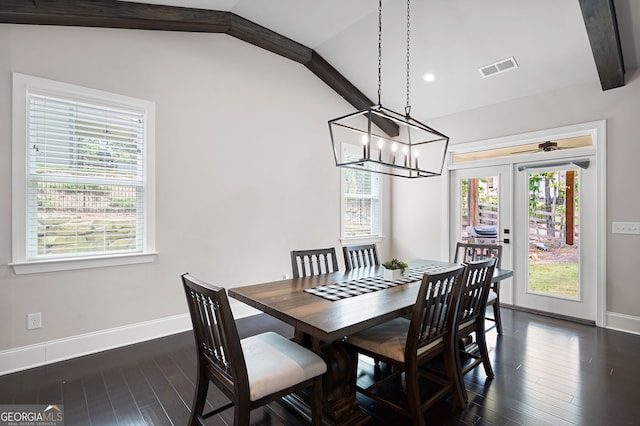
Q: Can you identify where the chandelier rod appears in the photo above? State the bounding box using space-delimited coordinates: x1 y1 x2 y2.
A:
327 0 449 179
377 0 382 107
405 0 411 116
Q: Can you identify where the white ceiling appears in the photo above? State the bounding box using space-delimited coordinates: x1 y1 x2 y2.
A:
126 0 640 121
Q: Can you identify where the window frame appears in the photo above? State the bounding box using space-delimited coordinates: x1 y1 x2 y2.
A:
10 73 157 274
339 144 383 243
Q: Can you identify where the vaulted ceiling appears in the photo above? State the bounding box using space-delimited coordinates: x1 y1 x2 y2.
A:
1 0 637 134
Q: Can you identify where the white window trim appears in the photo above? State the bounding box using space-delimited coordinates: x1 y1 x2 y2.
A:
339 235 384 246
10 73 157 274
339 160 383 242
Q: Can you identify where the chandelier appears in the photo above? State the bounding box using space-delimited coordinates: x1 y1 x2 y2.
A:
328 0 449 178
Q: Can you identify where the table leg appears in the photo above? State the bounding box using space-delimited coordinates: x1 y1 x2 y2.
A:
285 334 369 425
321 340 369 425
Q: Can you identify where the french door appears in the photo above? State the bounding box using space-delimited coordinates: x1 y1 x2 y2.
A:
512 159 597 322
450 160 597 322
450 165 513 304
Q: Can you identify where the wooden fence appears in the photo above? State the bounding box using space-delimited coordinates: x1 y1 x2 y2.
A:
462 203 578 246
461 202 498 227
529 210 579 245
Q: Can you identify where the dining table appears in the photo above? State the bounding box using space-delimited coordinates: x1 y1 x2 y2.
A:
229 259 513 425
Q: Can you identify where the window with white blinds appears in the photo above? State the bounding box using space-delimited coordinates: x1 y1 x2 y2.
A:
341 145 381 238
12 73 156 273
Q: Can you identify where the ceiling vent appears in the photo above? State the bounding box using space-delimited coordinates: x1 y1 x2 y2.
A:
479 57 518 78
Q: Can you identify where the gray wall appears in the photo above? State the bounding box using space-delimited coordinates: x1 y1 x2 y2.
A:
0 24 392 353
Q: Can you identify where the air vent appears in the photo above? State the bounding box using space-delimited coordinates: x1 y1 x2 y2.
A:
479 57 518 78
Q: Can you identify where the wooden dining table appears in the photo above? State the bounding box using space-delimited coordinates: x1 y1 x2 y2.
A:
229 259 513 425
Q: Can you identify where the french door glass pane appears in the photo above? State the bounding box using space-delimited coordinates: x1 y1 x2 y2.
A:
460 175 499 243
527 169 579 299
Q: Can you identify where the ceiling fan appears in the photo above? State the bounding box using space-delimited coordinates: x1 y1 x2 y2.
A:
511 140 561 154
537 141 558 151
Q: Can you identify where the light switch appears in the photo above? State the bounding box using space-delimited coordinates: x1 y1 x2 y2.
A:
612 222 640 234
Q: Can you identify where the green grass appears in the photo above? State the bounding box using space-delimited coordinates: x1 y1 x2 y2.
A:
528 262 579 297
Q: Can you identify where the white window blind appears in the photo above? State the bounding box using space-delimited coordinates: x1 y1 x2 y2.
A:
342 147 381 238
12 73 156 273
26 94 146 259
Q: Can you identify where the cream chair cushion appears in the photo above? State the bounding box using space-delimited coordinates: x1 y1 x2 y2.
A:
241 332 327 401
347 318 443 363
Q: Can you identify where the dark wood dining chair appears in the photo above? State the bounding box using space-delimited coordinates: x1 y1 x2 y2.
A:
454 258 497 403
343 243 379 270
290 247 339 278
453 242 504 334
345 266 467 425
181 273 327 426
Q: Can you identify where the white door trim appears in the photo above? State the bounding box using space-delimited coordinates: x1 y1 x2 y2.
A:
443 120 606 327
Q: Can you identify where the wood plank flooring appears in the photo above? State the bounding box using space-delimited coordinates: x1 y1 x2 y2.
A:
1 308 639 425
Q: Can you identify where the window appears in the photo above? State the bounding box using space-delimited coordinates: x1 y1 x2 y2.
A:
11 73 156 274
341 145 381 239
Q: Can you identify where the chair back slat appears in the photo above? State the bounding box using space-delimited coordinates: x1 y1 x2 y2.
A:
182 274 248 393
291 248 339 278
457 259 496 325
343 244 379 270
201 295 228 370
453 242 502 268
406 266 465 355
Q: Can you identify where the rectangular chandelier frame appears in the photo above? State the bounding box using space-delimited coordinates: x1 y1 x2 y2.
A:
329 106 450 179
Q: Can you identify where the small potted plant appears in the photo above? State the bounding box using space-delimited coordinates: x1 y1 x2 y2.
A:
382 258 408 281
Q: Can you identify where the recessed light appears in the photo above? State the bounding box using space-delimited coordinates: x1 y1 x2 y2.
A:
423 73 435 82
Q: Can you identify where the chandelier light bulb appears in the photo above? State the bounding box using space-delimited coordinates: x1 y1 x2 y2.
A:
361 134 369 158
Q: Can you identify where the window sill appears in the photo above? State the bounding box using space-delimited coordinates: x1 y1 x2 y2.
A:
10 252 158 275
340 236 384 246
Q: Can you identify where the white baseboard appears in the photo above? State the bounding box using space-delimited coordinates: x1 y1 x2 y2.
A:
0 314 192 376
606 311 640 335
1 308 637 375
0 303 262 376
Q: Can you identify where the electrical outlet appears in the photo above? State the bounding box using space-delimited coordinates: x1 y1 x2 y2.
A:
282 273 291 279
612 222 640 234
27 312 42 330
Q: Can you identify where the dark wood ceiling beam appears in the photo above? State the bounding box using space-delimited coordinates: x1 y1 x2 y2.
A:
0 0 398 135
228 14 311 64
306 52 399 137
0 0 232 32
579 0 625 90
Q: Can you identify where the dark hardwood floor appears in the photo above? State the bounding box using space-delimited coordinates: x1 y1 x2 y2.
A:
1 308 639 425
